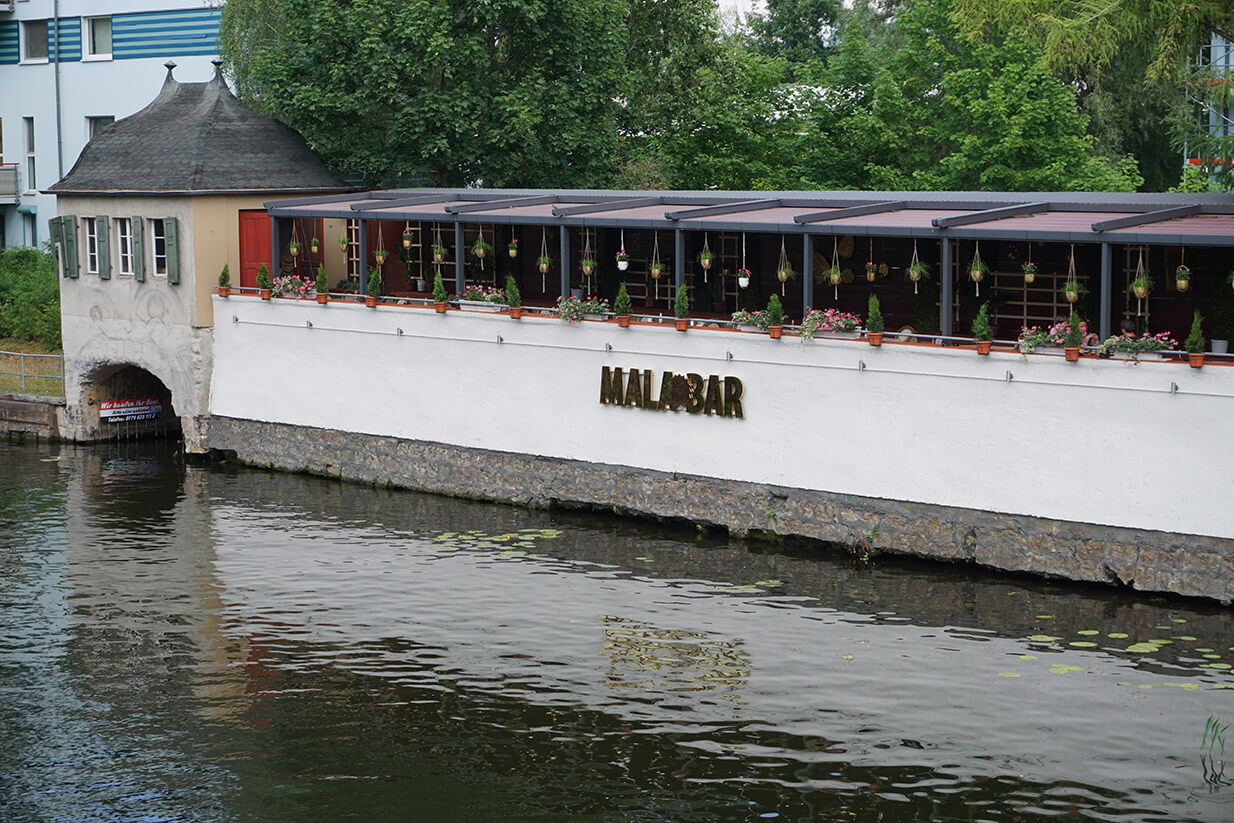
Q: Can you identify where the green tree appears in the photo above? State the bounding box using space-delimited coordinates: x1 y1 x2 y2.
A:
220 0 626 188
751 0 843 69
0 245 60 350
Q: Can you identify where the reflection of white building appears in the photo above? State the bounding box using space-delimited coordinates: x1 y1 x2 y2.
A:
0 2 221 248
1191 33 1233 179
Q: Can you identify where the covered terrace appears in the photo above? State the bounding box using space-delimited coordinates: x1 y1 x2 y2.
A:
264 188 1234 346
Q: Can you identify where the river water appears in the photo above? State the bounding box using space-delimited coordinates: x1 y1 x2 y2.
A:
1 440 1231 822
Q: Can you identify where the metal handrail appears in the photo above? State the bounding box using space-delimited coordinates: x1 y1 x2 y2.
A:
0 349 65 396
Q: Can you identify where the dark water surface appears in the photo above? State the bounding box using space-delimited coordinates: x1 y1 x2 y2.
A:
1 440 1232 822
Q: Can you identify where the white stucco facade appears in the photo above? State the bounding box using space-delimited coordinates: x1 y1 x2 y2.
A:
210 298 1234 540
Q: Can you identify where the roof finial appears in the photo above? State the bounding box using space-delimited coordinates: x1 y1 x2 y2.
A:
162 59 178 87
210 58 227 88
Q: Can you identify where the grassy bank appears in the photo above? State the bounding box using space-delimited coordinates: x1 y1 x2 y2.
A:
0 245 60 352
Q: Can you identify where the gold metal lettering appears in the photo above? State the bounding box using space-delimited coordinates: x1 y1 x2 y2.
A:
600 367 624 405
643 370 655 409
624 369 643 408
724 376 744 418
685 374 705 414
703 375 723 416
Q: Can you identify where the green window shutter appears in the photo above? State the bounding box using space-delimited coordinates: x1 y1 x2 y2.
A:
131 216 145 282
47 217 63 275
165 217 180 285
63 216 80 278
96 216 111 280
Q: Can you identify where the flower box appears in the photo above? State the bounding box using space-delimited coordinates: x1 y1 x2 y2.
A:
583 313 611 321
457 299 506 313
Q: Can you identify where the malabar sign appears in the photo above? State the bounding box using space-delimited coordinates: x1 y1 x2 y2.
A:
599 367 743 418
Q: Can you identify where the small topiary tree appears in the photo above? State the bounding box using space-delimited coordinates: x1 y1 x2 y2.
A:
971 302 993 341
256 263 272 291
765 293 784 327
867 294 884 333
505 274 521 308
614 282 631 316
218 263 231 287
674 284 689 318
315 264 327 293
1064 310 1083 348
433 270 448 303
1185 310 1205 354
366 267 382 298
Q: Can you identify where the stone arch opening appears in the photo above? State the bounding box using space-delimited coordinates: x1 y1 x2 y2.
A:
80 364 182 442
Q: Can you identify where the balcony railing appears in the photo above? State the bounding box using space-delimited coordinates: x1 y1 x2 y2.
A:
0 165 19 205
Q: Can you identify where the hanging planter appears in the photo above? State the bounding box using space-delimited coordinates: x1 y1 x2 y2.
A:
827 238 842 300
969 243 988 297
736 268 751 289
581 257 597 276
617 229 629 271
1022 260 1037 284
338 234 348 253
310 236 320 256
1061 244 1082 303
538 227 552 291
1130 247 1150 314
775 236 795 296
865 261 878 282
508 238 519 258
402 224 414 250
905 240 929 295
698 233 714 282
537 255 552 274
648 232 664 300
471 236 491 261
581 228 597 292
1175 264 1190 293
289 239 301 257
1131 277 1151 300
432 245 446 263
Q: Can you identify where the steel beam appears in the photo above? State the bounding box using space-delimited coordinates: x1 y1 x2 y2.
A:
802 234 813 310
454 223 465 295
446 195 557 214
553 197 663 217
1091 205 1202 232
794 201 904 224
1100 243 1112 339
560 226 570 299
357 219 367 295
353 194 461 212
674 229 685 292
940 238 953 336
932 201 1050 229
665 199 780 221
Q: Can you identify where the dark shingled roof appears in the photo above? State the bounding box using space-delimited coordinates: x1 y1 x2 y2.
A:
49 61 349 195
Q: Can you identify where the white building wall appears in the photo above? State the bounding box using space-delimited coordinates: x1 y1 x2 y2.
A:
210 299 1234 540
0 1 219 247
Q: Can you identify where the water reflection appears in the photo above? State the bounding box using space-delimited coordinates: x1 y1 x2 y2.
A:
0 441 1230 822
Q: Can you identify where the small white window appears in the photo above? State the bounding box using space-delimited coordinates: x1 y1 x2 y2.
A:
23 117 34 192
151 219 167 277
84 217 99 274
0 116 5 163
115 217 133 276
21 20 49 63
87 116 114 141
83 17 112 61
23 213 36 246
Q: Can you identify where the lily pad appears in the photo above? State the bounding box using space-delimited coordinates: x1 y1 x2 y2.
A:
1126 643 1161 653
1018 655 1038 660
997 672 1021 678
1107 633 1129 639
1027 635 1056 643
1069 641 1098 648
1077 630 1100 636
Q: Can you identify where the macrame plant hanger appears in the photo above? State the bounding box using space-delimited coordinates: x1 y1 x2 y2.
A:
777 236 790 296
701 232 712 283
433 224 444 272
1066 243 1078 305
582 228 594 293
540 227 549 292
739 232 748 289
650 231 662 302
971 241 983 297
831 237 840 301
909 240 921 295
476 225 486 272
1134 247 1147 316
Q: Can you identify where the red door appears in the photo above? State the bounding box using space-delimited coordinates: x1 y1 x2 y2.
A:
238 210 271 289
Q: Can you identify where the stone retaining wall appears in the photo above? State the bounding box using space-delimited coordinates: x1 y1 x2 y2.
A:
0 393 64 440
209 415 1233 604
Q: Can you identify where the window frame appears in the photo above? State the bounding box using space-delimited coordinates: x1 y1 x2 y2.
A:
82 16 113 62
22 117 34 193
115 217 133 276
86 116 115 141
84 217 99 275
20 20 49 64
150 219 168 277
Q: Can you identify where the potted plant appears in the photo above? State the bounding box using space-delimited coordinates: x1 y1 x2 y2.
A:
864 261 878 283
1063 311 1083 362
338 234 348 253
867 294 884 346
731 309 768 332
217 264 231 297
581 257 597 277
777 262 796 285
1130 274 1152 299
365 267 381 307
615 250 629 271
538 254 552 275
673 284 690 331
402 228 414 249
736 267 752 289
1184 310 1205 368
615 282 632 327
508 238 519 258
1175 264 1191 293
765 294 785 339
505 274 522 319
649 260 665 279
555 295 585 324
698 248 715 270
1061 279 1083 304
289 238 301 257
1022 260 1038 284
1098 330 1179 361
972 302 993 354
970 257 988 286
315 264 328 304
256 264 272 300
471 237 491 260
458 285 508 311
906 259 930 294
800 308 861 341
373 247 389 266
432 244 447 264
310 237 320 255
432 271 448 312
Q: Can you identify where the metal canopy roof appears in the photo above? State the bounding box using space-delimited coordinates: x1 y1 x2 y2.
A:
265 188 1234 247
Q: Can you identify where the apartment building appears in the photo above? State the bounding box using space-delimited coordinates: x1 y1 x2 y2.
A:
0 1 220 248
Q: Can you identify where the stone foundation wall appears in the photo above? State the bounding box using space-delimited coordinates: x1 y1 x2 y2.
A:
208 415 1234 604
0 393 64 440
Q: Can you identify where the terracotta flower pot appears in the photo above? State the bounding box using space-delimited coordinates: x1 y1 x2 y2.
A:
434 302 448 313
768 325 783 339
365 295 377 308
218 286 230 297
975 340 992 355
675 317 689 331
1189 352 1205 368
1064 346 1081 362
509 306 522 319
868 332 883 347
316 292 328 305
259 288 271 300
617 315 631 328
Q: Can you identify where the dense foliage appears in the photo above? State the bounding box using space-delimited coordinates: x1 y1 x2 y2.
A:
0 246 60 350
218 0 1220 192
